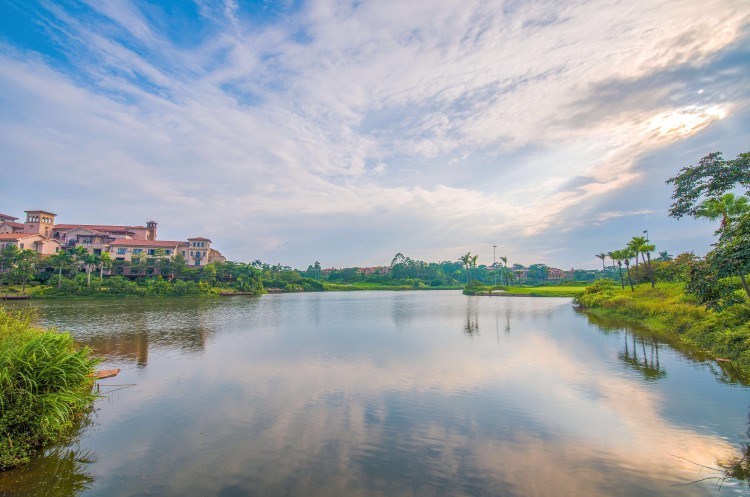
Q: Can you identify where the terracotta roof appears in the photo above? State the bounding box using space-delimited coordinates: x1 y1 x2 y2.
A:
0 233 39 240
55 224 143 232
188 236 211 241
0 222 25 229
0 214 18 221
109 239 182 248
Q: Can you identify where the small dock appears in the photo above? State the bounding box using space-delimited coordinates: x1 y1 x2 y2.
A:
0 294 30 300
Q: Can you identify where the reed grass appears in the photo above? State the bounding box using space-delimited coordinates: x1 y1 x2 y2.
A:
0 307 99 470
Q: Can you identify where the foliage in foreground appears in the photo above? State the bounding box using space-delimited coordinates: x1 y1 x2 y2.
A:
0 307 99 470
575 280 750 376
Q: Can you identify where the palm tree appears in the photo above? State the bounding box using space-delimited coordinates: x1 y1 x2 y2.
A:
500 256 508 286
459 252 472 283
637 242 657 288
622 248 635 291
98 252 112 283
656 251 673 262
83 253 99 287
610 249 626 289
696 193 750 229
628 236 647 280
595 253 607 272
48 250 71 289
470 254 479 283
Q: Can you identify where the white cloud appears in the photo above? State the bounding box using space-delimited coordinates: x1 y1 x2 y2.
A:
1 0 749 266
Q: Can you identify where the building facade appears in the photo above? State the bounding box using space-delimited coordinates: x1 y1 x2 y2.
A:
0 209 225 266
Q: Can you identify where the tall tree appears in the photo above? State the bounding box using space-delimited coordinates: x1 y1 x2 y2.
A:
622 249 635 292
98 252 112 283
695 193 750 229
595 253 607 272
13 250 38 292
48 250 71 289
667 151 750 220
459 253 472 283
628 236 647 277
637 242 657 288
610 250 626 289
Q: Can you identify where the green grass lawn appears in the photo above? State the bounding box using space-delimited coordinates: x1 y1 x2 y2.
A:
471 285 587 297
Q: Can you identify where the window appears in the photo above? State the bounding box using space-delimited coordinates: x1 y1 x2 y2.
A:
133 249 143 254
83 239 91 244
165 250 172 255
19 243 24 249
181 251 185 256
147 249 155 255
117 248 126 254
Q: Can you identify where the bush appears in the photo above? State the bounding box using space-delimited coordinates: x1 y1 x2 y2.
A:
0 308 99 469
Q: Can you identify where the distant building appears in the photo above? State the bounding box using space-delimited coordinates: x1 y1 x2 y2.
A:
0 209 225 266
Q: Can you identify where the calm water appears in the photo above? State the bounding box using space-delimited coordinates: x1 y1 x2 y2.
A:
1 291 749 497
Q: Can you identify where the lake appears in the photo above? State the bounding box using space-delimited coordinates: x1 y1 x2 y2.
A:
1 291 749 496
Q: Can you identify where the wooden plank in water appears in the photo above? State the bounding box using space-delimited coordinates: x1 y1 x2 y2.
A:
94 368 121 379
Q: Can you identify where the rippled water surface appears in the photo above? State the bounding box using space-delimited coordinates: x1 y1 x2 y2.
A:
2 292 749 496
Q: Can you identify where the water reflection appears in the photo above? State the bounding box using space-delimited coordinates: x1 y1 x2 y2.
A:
0 447 95 497
582 310 748 385
4 293 750 496
621 330 666 381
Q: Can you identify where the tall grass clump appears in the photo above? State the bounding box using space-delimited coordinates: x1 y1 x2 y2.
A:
0 307 99 470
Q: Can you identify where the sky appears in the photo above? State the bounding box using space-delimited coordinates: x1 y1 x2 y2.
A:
1 0 749 270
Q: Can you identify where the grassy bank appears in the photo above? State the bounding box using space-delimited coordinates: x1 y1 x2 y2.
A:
0 307 99 470
575 280 750 377
463 284 587 297
323 282 462 291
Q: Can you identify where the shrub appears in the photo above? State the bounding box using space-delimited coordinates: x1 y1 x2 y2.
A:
0 307 99 469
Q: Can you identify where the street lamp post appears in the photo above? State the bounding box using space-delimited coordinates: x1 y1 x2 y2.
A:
493 245 497 286
643 230 649 242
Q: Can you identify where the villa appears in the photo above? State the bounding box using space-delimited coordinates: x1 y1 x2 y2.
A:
0 209 225 267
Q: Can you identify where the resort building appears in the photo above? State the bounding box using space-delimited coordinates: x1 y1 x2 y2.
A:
0 209 225 266
0 233 61 255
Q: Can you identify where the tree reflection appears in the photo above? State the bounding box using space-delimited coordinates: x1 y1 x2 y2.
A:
464 314 479 335
0 432 95 497
620 330 665 381
581 310 750 385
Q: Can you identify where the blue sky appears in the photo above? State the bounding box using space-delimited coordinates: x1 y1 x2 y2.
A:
1 0 749 270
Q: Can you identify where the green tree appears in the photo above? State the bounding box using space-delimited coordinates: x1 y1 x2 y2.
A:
667 151 750 220
710 212 750 299
695 193 750 229
86 254 100 287
47 250 71 289
595 253 607 272
627 236 647 279
609 249 626 289
98 252 112 283
12 250 38 292
621 248 635 291
459 252 472 283
0 245 20 278
656 251 673 262
637 241 656 288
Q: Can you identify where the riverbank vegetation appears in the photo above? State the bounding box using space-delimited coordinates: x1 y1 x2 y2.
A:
0 307 99 470
577 150 750 377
